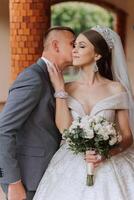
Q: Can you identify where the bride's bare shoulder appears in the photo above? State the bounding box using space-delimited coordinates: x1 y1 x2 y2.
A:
108 81 126 94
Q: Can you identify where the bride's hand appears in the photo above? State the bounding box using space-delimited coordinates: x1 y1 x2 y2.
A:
85 151 105 168
47 64 65 92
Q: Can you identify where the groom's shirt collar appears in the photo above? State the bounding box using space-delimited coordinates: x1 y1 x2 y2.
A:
41 57 55 69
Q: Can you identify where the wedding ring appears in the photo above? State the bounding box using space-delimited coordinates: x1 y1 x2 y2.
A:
96 155 102 161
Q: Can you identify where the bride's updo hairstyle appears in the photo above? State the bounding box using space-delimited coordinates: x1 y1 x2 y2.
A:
82 29 113 80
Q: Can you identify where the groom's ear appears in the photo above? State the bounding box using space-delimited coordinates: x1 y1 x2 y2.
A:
52 40 59 53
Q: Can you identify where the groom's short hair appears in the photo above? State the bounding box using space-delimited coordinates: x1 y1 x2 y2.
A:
43 26 75 48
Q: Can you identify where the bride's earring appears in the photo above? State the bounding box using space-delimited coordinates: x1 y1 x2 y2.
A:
93 62 98 73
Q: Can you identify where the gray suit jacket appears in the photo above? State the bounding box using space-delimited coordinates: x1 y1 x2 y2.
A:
0 58 61 191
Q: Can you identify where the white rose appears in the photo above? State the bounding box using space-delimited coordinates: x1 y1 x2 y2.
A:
103 121 110 126
66 138 71 143
98 127 107 136
80 122 89 129
117 134 122 142
106 124 113 131
109 137 117 145
106 125 116 136
71 121 80 130
94 124 102 131
72 120 79 126
95 115 104 123
81 116 89 125
103 134 109 140
85 130 94 139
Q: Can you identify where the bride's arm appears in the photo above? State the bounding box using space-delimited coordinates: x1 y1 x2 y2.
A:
47 66 73 133
109 109 133 156
55 97 73 133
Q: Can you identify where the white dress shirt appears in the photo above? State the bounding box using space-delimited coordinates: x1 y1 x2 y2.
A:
41 57 55 69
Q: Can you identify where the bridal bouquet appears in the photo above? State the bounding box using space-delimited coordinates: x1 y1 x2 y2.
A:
62 115 122 186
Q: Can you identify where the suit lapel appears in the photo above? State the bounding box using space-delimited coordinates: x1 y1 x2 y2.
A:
36 58 55 107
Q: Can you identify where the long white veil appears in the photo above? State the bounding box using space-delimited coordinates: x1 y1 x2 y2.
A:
88 25 134 141
110 30 134 138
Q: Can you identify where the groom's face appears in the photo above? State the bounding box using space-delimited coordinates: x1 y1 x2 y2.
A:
58 31 75 69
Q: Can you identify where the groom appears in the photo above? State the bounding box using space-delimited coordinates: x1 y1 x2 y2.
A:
0 26 75 200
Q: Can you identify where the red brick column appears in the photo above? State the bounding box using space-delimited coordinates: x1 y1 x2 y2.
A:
10 0 50 80
116 11 127 49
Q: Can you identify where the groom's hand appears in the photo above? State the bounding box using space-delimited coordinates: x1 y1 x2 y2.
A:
8 181 26 200
47 64 65 91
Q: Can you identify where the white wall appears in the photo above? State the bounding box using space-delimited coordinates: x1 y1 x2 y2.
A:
0 0 10 102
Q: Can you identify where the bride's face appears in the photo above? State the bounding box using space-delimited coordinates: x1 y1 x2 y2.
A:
72 34 96 67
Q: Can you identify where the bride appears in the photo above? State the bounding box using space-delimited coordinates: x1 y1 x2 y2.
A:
33 26 134 200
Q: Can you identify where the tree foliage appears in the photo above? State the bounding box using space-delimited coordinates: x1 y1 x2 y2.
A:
51 2 114 35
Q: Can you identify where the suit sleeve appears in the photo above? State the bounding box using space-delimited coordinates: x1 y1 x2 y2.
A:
0 68 42 184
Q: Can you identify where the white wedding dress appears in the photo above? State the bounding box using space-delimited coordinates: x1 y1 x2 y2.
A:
33 92 134 200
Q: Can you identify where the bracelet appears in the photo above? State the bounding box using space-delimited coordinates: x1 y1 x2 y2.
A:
54 90 68 99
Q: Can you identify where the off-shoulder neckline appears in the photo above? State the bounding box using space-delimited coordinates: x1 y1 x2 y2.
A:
68 91 127 116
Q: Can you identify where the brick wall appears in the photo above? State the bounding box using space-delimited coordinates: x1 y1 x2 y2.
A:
10 0 50 80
